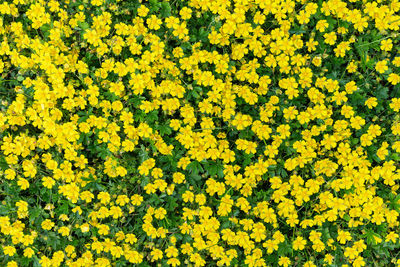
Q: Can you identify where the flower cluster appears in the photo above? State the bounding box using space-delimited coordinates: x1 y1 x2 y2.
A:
0 0 400 266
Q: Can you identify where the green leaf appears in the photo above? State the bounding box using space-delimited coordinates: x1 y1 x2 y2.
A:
56 201 69 215
77 21 90 30
29 206 42 223
204 161 224 178
0 156 8 171
157 124 172 136
160 2 171 17
187 161 203 175
188 174 202 187
376 86 389 100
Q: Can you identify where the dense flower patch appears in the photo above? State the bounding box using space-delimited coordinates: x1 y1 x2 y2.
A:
1 0 400 266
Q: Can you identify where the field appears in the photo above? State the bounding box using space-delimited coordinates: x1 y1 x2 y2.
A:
1 0 400 266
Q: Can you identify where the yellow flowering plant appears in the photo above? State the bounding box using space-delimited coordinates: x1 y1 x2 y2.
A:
0 0 400 266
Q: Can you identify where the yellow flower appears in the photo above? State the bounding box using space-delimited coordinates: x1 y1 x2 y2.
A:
390 98 400 112
3 245 16 256
337 230 352 244
263 239 278 254
150 248 163 261
16 178 29 190
4 169 16 180
137 5 149 17
303 261 317 267
388 73 400 85
195 194 206 205
324 254 334 264
167 258 180 266
386 231 399 243
125 250 143 264
190 253 205 266
131 194 143 206
41 219 55 230
316 19 329 32
24 247 35 258
146 15 162 30
278 256 291 267
154 207 166 219
347 61 358 73
97 191 111 204
312 56 322 66
218 195 233 216
179 7 192 20
380 39 393 51
58 226 70 237
324 32 337 45
365 97 378 109
375 60 388 74
52 251 65 264
7 261 18 267
42 176 55 189
353 256 366 267
91 0 104 6
293 236 306 250
125 233 137 244
80 223 90 233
